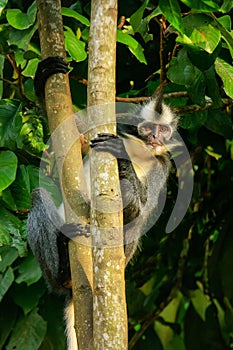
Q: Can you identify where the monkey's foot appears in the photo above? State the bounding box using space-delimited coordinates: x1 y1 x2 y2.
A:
61 223 90 239
34 56 69 97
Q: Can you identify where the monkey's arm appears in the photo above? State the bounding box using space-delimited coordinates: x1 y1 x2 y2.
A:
90 133 147 223
90 132 170 263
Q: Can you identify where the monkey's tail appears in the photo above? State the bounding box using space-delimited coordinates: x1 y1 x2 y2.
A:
64 298 78 350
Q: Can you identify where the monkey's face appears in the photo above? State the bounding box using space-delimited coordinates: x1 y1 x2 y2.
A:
138 121 172 156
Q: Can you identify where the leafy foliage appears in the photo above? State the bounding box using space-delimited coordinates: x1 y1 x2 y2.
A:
0 0 232 349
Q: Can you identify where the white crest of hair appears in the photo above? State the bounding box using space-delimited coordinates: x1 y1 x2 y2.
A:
65 299 78 350
140 99 174 125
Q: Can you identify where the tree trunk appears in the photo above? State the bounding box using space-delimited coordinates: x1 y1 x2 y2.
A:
36 1 93 349
88 0 128 349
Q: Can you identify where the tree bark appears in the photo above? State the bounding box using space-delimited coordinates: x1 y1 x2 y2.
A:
88 0 128 349
36 1 93 349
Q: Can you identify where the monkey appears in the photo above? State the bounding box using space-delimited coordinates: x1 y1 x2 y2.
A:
27 56 179 349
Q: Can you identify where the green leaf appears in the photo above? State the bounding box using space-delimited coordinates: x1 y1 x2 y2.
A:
0 99 22 149
62 7 90 26
220 0 233 13
39 295 66 349
0 0 8 16
205 146 222 161
130 0 149 33
23 50 40 61
0 24 10 53
204 66 222 106
0 151 18 191
64 28 87 62
9 165 31 211
213 17 233 58
0 246 18 273
167 48 205 104
117 30 147 64
180 0 220 11
205 109 232 138
16 252 42 286
179 111 207 130
191 288 212 321
19 111 47 153
22 57 40 77
6 1 37 30
159 0 184 33
23 78 37 102
2 187 18 211
25 165 63 208
8 22 38 51
215 58 233 98
167 49 195 85
0 206 22 246
12 281 46 315
178 14 221 54
186 43 221 71
5 309 47 350
187 69 206 106
0 299 18 349
129 1 155 43
0 267 14 302
217 15 231 31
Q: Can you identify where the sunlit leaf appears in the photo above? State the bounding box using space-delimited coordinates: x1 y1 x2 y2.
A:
62 7 90 26
130 0 149 32
117 30 147 64
64 28 87 62
178 14 221 54
180 0 220 11
6 1 37 30
205 146 222 160
0 151 17 191
159 0 184 33
215 58 233 98
0 0 7 16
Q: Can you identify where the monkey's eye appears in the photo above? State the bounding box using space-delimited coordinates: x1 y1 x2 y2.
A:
140 126 151 136
159 125 169 133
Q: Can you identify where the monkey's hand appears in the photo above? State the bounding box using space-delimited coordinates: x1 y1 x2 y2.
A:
34 56 69 98
90 133 129 160
61 223 91 239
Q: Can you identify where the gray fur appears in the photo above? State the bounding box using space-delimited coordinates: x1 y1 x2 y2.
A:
27 187 68 294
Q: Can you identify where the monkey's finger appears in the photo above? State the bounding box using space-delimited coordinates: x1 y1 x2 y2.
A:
90 133 118 147
61 223 91 238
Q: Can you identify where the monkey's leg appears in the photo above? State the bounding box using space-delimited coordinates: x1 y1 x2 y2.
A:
27 188 90 293
34 56 69 97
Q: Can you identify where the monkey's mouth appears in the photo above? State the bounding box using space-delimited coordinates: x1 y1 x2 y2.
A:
147 140 163 149
146 141 167 156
